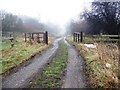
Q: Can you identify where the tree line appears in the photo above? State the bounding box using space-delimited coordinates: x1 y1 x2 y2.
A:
0 10 47 33
69 2 120 35
0 10 61 35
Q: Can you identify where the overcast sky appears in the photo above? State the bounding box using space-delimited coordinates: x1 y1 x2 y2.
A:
0 0 93 34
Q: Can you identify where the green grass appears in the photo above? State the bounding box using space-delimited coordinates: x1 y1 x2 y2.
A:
0 45 11 51
31 41 68 88
0 40 12 51
1 39 51 74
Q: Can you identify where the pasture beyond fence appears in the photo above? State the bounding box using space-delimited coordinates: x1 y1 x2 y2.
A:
1 31 48 48
73 32 120 43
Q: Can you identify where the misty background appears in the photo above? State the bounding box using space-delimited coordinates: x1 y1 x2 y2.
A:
0 0 120 35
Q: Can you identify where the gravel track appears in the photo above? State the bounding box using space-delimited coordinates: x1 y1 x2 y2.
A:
62 38 89 88
2 37 89 88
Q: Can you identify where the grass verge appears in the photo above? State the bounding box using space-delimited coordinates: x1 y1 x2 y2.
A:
1 38 51 74
0 40 12 51
31 41 68 88
67 35 119 88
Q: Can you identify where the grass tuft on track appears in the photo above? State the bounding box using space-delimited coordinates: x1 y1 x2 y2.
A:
31 41 68 88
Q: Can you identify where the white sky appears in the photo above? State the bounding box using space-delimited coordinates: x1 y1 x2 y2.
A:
0 0 93 34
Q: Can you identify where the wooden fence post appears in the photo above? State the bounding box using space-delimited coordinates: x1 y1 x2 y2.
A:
25 33 27 42
31 33 34 40
73 33 75 42
78 33 80 42
75 33 76 42
80 32 83 43
76 33 78 42
74 33 76 42
45 31 48 45
75 33 77 42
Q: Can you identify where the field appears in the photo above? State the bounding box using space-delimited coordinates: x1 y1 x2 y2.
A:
1 38 51 74
67 35 119 88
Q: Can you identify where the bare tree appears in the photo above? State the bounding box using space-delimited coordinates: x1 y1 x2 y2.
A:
69 2 120 35
83 2 120 34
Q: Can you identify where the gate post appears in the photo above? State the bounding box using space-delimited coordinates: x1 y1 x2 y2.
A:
31 33 34 40
45 31 48 45
78 33 80 42
80 32 83 43
76 33 78 42
75 33 76 42
73 33 75 41
25 33 27 42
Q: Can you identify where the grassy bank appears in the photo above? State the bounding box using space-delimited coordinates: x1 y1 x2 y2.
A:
31 41 68 88
67 35 119 88
1 38 51 74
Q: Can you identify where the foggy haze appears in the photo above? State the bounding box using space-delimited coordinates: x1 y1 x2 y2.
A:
0 0 93 34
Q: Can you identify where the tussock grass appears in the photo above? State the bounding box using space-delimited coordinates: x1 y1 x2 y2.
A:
67 35 119 88
80 44 119 88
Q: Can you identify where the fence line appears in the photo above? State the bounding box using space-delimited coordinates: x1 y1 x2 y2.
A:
1 31 48 48
24 31 48 45
73 32 120 43
73 32 83 43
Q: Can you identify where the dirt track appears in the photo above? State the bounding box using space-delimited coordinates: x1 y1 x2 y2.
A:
2 37 89 88
62 38 89 88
